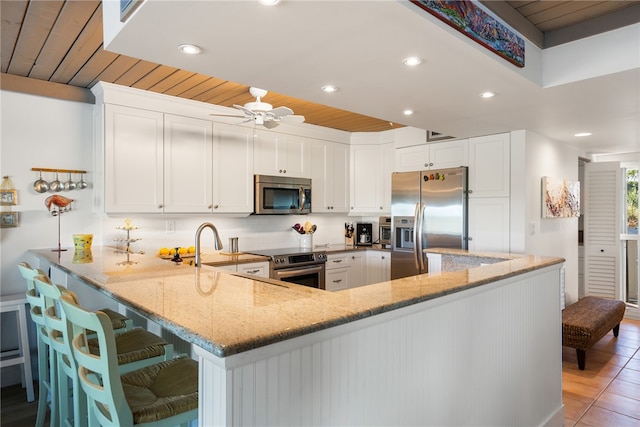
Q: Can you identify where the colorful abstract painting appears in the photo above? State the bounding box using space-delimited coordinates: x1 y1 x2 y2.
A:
411 0 525 68
542 177 580 218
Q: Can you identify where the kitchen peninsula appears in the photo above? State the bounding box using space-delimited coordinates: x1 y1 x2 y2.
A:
27 247 565 427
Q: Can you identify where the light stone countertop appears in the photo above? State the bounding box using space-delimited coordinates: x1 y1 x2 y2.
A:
29 246 563 358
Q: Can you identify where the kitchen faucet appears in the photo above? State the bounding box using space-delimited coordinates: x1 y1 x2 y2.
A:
194 222 223 267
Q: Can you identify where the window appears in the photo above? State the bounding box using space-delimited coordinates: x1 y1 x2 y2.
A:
627 168 638 234
624 168 638 306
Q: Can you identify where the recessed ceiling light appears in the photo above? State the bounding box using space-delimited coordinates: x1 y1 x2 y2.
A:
178 44 201 55
574 132 592 137
321 85 338 93
480 91 495 98
403 109 414 116
402 56 423 66
258 0 280 5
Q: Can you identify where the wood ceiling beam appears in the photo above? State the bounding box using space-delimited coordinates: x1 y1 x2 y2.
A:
1 73 94 104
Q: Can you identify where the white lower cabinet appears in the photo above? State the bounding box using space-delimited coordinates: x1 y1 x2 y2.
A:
325 267 349 291
213 262 269 278
236 262 269 278
325 250 389 291
366 250 391 284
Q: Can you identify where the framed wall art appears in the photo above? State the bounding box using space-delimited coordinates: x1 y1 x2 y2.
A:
542 176 580 218
0 212 19 228
0 189 17 206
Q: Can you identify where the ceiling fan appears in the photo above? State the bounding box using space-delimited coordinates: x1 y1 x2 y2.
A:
211 87 305 129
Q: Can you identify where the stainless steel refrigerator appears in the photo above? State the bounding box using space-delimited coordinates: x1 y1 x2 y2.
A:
391 167 468 279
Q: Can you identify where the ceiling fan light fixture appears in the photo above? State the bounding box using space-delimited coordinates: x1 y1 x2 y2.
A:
178 44 201 55
402 56 423 66
321 85 338 93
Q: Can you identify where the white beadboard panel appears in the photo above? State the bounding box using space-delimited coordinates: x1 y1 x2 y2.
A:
195 265 564 427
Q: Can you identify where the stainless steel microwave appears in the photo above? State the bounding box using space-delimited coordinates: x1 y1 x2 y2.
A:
254 175 311 214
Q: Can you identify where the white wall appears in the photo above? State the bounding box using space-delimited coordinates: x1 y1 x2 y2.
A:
521 131 580 304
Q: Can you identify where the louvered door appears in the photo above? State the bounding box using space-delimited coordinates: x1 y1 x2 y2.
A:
584 161 621 299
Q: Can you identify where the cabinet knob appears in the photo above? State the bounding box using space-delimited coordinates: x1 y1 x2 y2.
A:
208 205 213 209
213 205 219 209
351 207 354 210
279 169 283 173
381 256 385 259
468 237 473 241
333 279 342 283
158 204 163 209
424 163 428 167
429 162 433 166
380 206 383 210
468 190 473 194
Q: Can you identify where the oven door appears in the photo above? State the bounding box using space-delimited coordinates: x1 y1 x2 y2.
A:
271 264 325 290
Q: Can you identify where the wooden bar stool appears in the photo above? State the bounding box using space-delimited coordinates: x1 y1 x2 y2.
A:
0 293 35 403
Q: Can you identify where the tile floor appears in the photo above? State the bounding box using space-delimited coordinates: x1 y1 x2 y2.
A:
562 318 640 426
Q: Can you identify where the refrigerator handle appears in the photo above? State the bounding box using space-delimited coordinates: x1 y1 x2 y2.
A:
413 202 420 270
418 202 426 271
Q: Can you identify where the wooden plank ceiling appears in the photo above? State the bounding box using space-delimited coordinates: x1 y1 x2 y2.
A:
507 0 640 32
2 1 639 133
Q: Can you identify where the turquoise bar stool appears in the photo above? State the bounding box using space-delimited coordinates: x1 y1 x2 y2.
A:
18 262 134 427
19 262 59 427
60 293 198 427
35 275 176 427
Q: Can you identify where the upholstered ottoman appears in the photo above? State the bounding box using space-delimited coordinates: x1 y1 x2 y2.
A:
562 296 626 370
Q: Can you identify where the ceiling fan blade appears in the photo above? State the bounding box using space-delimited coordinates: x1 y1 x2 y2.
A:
233 104 256 116
263 120 280 129
210 113 246 118
268 106 294 119
282 114 305 124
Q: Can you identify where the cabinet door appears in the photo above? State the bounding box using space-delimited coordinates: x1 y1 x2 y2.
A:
280 136 309 177
105 105 164 213
254 131 309 177
163 114 213 213
310 140 349 213
237 262 269 278
212 124 254 213
325 268 349 291
350 145 384 214
380 143 394 213
330 142 350 212
430 139 468 169
348 252 366 288
395 145 430 172
468 133 510 197
366 250 390 285
468 197 510 252
253 129 280 175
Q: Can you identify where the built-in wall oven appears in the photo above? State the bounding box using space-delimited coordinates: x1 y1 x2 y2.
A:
247 248 327 289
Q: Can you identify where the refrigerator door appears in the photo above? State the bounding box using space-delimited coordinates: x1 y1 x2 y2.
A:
420 167 468 252
391 172 421 279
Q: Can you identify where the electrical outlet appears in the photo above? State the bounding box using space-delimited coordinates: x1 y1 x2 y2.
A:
166 220 175 234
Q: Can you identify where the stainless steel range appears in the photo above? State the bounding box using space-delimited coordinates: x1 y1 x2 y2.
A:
247 248 327 289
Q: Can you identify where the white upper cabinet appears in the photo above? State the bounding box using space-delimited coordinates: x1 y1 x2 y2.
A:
163 114 213 213
350 142 393 214
212 124 254 213
105 105 164 213
468 133 510 198
254 130 309 178
310 140 349 213
395 139 468 172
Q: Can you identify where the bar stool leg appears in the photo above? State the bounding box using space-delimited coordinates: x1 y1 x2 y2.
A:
17 303 35 402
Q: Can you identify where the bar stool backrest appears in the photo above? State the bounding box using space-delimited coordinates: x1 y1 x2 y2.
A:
60 293 133 426
18 263 50 341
